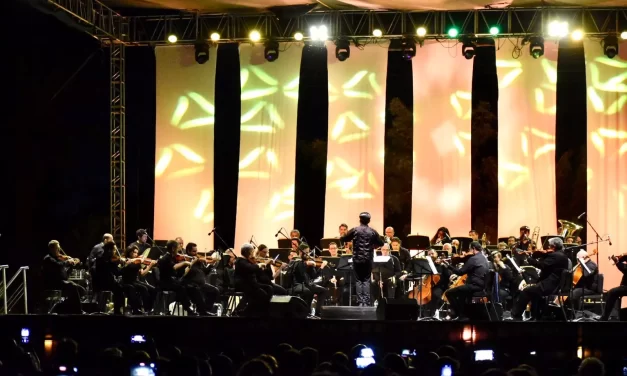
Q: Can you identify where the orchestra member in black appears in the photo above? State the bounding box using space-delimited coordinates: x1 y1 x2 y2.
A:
94 242 131 315
290 229 301 240
42 240 84 313
598 254 627 321
175 237 184 251
121 244 157 314
290 238 301 252
129 229 151 255
390 237 411 271
468 230 479 242
340 212 384 307
510 237 569 321
425 249 451 313
157 240 199 316
431 227 452 246
339 223 348 238
372 244 401 299
490 251 514 303
87 233 113 272
567 250 598 310
507 236 517 248
291 243 328 316
255 244 288 296
234 244 273 316
451 239 461 255
444 241 489 320
182 242 220 315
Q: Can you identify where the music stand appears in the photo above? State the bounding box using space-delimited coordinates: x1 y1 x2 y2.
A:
430 245 443 251
269 248 291 263
337 256 354 306
277 239 292 249
408 257 439 321
372 256 394 302
451 237 473 253
320 238 340 249
405 235 430 250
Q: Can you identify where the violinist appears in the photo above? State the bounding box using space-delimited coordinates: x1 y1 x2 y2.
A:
490 251 513 303
431 227 452 246
291 243 328 316
42 240 84 313
444 241 489 321
180 242 219 315
93 242 127 315
514 226 533 259
468 230 479 242
372 244 401 299
234 244 273 316
175 237 184 251
567 250 598 310
255 244 288 296
87 233 113 272
598 253 627 321
121 244 157 314
129 229 151 255
451 239 461 255
157 240 201 316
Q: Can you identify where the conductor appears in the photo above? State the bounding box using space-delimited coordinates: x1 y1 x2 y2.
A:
340 212 384 307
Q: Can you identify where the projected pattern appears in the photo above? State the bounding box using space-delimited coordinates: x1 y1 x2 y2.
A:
497 44 557 237
154 46 216 251
585 40 627 293
324 43 387 235
411 41 472 237
234 44 302 248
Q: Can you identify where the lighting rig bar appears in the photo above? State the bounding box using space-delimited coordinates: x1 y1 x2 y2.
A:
47 0 128 43
127 7 627 45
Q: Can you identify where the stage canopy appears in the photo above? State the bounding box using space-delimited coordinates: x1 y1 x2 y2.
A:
101 0 627 12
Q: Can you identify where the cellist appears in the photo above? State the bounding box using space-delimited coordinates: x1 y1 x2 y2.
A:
567 249 598 310
426 249 450 314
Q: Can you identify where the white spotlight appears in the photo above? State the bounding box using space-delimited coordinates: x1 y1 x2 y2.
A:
167 34 178 43
621 31 627 40
571 29 584 41
210 32 220 42
373 29 383 37
294 32 304 41
310 25 328 41
416 27 427 37
249 30 261 42
548 21 569 38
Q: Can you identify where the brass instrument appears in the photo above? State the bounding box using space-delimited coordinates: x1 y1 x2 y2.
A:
559 219 583 239
481 233 487 248
530 226 540 251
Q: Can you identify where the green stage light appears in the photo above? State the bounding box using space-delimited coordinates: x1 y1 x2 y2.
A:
489 26 500 36
448 28 459 38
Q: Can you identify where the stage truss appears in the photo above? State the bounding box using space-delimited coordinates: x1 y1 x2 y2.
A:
43 0 627 245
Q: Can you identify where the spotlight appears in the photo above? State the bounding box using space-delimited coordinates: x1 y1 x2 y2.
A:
447 27 459 38
310 25 328 41
210 32 220 42
373 29 383 37
167 34 178 43
621 31 627 40
603 35 619 59
416 27 427 37
264 40 280 62
294 31 304 41
548 20 568 38
489 26 500 36
194 42 209 64
461 38 475 59
571 29 584 41
529 36 544 59
335 38 350 61
249 30 261 42
401 36 416 60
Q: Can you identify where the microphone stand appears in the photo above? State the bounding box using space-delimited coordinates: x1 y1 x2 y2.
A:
211 228 231 256
145 233 165 257
583 216 607 275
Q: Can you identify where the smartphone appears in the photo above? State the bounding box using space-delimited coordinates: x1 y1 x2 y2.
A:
474 350 494 361
440 364 453 376
401 349 417 357
130 363 156 376
355 357 375 369
56 365 78 375
130 335 146 344
360 347 375 358
21 328 30 344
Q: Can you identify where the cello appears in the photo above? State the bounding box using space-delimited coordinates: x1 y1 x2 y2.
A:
407 256 442 305
572 248 598 286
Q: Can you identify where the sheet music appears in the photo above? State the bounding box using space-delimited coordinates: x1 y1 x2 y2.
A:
373 256 391 263
579 258 591 274
426 256 439 274
507 256 523 274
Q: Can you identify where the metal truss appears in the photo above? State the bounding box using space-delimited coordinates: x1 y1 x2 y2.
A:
46 0 128 42
110 42 127 247
128 7 627 44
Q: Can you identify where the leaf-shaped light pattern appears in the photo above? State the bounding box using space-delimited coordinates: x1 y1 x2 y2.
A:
249 65 279 86
241 87 279 100
188 92 215 114
239 147 265 169
167 166 205 179
194 190 212 219
179 117 214 129
155 147 173 177
342 70 368 89
499 68 523 89
172 144 205 163
171 96 189 126
241 101 266 123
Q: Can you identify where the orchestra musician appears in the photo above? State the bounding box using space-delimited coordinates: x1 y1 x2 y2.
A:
182 242 220 315
291 243 328 316
444 241 489 321
451 239 461 255
42 240 84 313
290 238 301 252
468 230 479 242
255 244 288 296
513 226 533 266
426 249 451 313
498 242 508 251
129 229 151 255
576 236 582 245
384 227 395 243
431 227 452 246
290 229 301 241
565 236 574 244
328 242 339 257
175 237 184 251
598 253 627 321
339 223 348 238
372 244 401 299
507 236 517 248
87 233 113 272
340 212 384 307
234 244 273 317
490 251 514 303
121 244 157 314
566 250 598 310
390 237 411 271
509 237 569 321
157 240 202 316
93 242 129 315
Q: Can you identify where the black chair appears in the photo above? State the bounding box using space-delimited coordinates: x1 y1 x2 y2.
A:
223 288 244 316
577 273 604 317
552 270 574 321
471 271 499 321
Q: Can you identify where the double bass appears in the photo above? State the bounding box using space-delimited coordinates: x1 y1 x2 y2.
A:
407 262 441 305
572 248 598 287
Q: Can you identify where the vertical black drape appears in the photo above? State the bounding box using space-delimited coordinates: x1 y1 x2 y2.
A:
214 44 241 250
471 41 499 243
383 47 414 241
555 41 587 241
294 45 329 245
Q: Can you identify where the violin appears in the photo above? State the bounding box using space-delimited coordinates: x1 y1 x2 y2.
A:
58 246 80 265
609 252 627 265
315 257 335 268
125 257 156 266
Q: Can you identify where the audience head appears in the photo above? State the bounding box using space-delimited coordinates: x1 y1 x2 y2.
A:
383 353 407 374
578 357 605 376
236 359 273 376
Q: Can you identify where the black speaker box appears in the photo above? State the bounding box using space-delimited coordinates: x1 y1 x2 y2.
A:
376 298 419 320
268 296 309 318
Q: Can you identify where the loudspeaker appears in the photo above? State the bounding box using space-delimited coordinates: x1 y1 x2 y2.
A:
268 296 309 318
376 298 419 320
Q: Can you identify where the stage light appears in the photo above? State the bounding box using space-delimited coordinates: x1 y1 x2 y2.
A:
401 36 416 60
210 32 220 42
448 27 459 38
335 38 350 61
461 38 475 60
194 42 209 64
621 31 627 40
167 34 178 43
489 26 499 36
249 30 261 42
294 31 304 41
529 36 544 59
416 27 427 37
548 20 568 38
264 40 280 62
571 29 584 41
310 25 329 41
603 35 619 59
373 29 383 37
